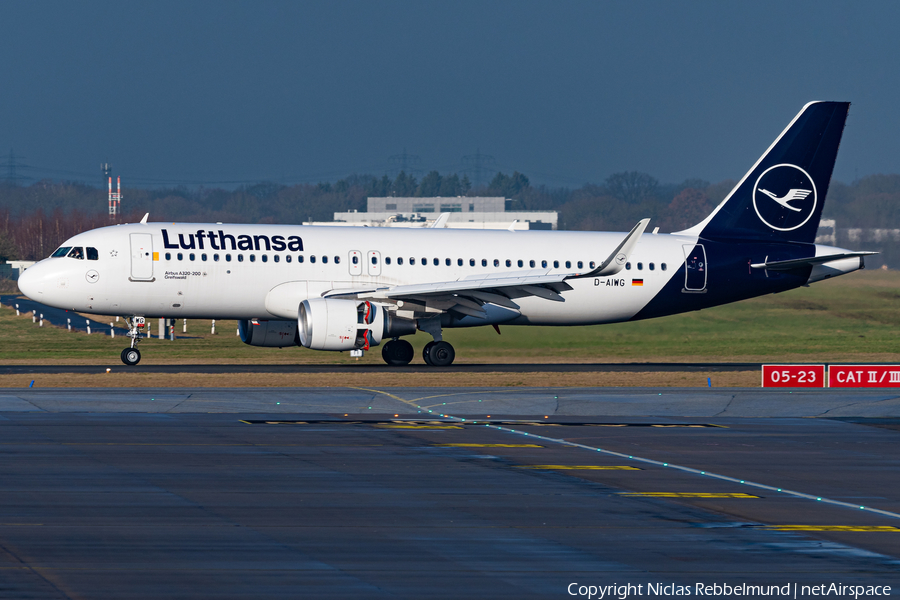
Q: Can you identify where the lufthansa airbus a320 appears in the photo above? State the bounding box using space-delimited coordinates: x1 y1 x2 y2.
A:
18 102 873 366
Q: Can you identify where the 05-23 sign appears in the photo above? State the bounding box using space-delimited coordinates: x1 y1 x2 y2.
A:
762 365 825 388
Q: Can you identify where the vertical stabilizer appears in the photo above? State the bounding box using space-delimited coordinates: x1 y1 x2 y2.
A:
680 102 850 244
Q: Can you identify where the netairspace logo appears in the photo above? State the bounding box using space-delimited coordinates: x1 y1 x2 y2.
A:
566 582 892 599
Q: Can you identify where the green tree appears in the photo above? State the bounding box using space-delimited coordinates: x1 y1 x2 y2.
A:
392 172 418 196
417 171 443 196
488 171 530 197
604 171 658 203
0 231 17 261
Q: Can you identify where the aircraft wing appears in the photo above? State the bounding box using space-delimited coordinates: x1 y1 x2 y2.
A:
323 219 649 319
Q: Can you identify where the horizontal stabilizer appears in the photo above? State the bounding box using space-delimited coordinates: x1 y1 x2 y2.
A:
567 218 650 279
751 252 877 271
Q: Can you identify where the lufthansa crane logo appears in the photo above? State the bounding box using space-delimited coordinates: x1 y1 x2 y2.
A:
752 164 817 231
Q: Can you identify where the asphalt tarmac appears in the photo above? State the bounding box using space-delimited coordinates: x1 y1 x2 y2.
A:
1 387 899 599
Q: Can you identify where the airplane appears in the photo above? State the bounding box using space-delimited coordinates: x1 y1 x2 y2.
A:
17 101 874 367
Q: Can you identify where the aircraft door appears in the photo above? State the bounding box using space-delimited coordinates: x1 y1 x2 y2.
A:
682 244 707 292
348 251 362 276
130 233 155 281
367 251 381 276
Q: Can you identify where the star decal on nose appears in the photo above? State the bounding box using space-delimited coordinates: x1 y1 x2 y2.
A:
110 250 118 257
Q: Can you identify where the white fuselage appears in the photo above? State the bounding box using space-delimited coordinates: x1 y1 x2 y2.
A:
19 222 701 326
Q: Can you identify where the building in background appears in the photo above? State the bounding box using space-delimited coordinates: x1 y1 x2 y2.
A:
323 197 557 230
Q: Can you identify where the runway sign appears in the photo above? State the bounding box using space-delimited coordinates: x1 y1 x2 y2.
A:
761 365 825 388
829 365 900 387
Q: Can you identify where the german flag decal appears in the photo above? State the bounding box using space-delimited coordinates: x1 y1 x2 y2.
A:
632 279 644 286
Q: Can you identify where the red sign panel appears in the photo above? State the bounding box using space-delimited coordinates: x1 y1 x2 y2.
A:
829 365 900 388
762 365 826 388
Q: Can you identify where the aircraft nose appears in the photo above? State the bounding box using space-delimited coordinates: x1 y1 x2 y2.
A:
16 264 38 299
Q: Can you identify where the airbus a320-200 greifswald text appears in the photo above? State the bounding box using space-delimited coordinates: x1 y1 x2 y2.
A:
19 102 874 367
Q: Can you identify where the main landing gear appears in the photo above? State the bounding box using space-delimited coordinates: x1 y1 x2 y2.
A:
379 316 456 367
382 339 415 366
120 316 144 366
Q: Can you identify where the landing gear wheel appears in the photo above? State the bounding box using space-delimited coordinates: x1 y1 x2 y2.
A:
426 341 455 367
422 341 436 366
121 347 141 366
382 339 415 366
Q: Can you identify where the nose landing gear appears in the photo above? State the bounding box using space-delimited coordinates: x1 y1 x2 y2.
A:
120 316 145 366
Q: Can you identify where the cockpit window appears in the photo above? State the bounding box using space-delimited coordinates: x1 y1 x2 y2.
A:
51 247 72 258
67 247 85 260
87 247 99 260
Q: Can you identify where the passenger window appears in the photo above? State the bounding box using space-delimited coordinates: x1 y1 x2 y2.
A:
286 255 292 263
410 257 416 265
226 254 232 262
398 257 404 265
334 256 340 264
202 254 208 261
457 258 463 266
469 259 475 267
177 253 183 261
661 263 667 271
649 262 655 271
214 254 219 262
310 255 316 263
68 247 85 260
590 261 595 269
421 257 426 265
518 260 523 268
189 253 196 261
165 252 171 260
385 257 391 265
298 255 304 263
565 261 571 269
445 258 451 266
87 247 99 260
352 256 358 264
529 260 535 268
261 255 268 263
51 247 72 258
237 255 243 262
494 259 500 267
433 258 439 266
322 256 328 264
541 260 548 268
371 256 377 265
637 262 643 270
506 259 512 267
553 260 559 268
482 259 487 267
250 254 256 262
274 255 280 263
577 261 583 269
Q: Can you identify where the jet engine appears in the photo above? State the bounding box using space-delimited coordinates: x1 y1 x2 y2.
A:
238 319 299 347
298 298 416 351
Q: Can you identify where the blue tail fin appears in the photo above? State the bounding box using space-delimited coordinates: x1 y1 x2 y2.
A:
682 101 850 244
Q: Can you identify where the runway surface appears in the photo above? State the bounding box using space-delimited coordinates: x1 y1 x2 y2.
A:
0 362 761 375
2 387 899 599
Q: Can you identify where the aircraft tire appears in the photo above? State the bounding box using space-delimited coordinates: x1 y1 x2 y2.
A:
422 341 436 366
121 347 141 366
426 341 455 367
382 339 414 366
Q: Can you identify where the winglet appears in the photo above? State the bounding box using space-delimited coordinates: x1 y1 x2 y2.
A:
567 218 650 279
429 213 450 228
508 220 518 232
140 213 149 224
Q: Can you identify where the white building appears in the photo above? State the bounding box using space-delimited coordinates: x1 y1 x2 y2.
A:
325 197 558 230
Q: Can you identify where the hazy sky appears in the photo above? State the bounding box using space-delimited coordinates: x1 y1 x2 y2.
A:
1 1 898 187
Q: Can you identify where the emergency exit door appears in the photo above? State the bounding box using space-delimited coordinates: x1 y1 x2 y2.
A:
130 233 154 281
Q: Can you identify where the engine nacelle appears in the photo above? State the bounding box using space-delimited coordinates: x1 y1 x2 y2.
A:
238 319 299 347
298 298 415 351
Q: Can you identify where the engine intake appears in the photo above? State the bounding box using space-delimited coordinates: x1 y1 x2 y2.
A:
238 319 299 347
298 298 415 351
